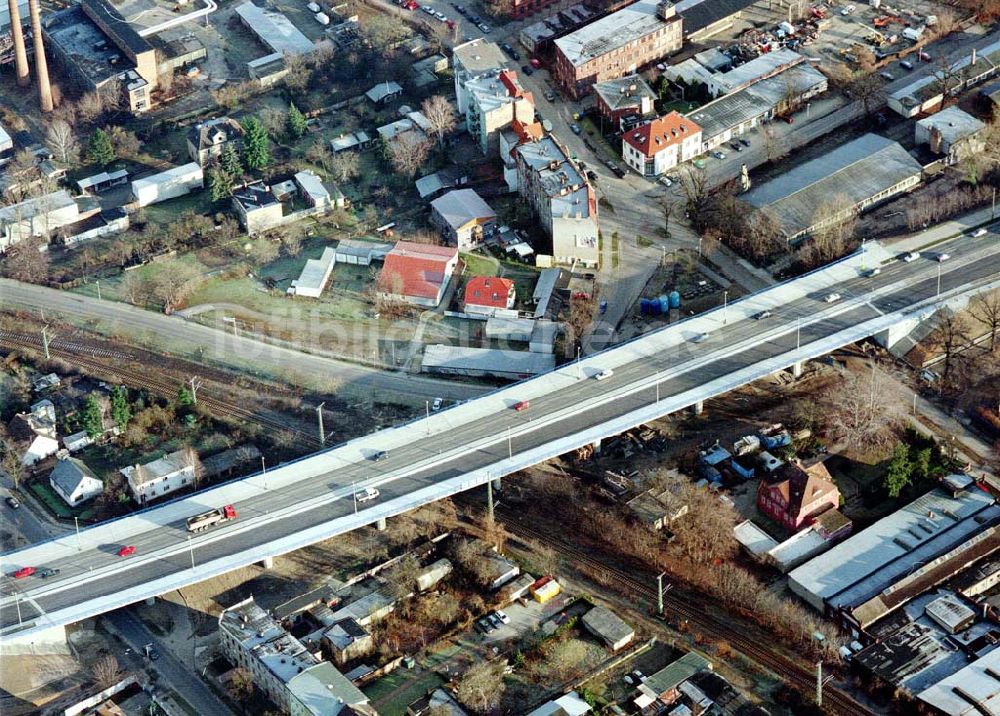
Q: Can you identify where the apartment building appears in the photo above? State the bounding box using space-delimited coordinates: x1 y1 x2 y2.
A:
465 69 536 155
554 0 682 99
621 111 702 176
452 39 510 114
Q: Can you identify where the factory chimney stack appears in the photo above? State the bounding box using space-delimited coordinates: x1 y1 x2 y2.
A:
28 0 53 112
7 0 29 86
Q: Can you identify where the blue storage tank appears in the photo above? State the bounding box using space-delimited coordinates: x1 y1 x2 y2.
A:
640 299 650 315
668 291 681 309
651 300 662 316
658 295 670 313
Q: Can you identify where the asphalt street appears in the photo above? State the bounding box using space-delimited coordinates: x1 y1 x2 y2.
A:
2 232 997 634
0 279 490 402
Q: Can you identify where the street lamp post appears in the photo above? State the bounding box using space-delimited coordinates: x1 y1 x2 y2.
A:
261 456 267 490
352 482 358 514
507 426 513 459
188 536 195 569
656 372 661 404
722 290 729 324
797 318 801 351
74 516 81 551
576 346 581 379
937 262 942 297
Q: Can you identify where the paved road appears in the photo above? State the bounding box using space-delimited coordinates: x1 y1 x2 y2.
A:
0 279 490 402
2 230 997 636
104 609 234 716
0 470 68 546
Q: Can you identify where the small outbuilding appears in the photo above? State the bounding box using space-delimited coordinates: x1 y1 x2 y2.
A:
582 605 635 651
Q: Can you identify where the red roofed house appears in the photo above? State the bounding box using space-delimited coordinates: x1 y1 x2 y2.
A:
621 111 702 177
757 461 841 532
464 276 515 316
377 241 459 308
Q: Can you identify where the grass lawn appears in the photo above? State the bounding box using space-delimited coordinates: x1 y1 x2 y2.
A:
461 252 500 277
144 191 216 226
363 668 443 716
660 99 700 114
25 481 98 520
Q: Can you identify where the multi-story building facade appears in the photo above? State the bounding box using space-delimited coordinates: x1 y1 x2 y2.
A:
554 0 682 99
621 111 702 176
452 39 510 115
121 448 198 504
219 597 371 715
465 69 535 155
510 0 560 20
594 75 657 131
512 135 599 267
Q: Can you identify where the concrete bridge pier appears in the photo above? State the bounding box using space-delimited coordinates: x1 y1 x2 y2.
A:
376 517 387 531
260 556 273 569
144 596 156 606
693 400 704 415
591 438 602 454
792 360 803 378
491 476 502 491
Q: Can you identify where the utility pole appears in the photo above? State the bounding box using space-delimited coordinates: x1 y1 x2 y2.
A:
816 661 825 707
507 426 512 459
188 536 195 569
487 477 494 522
95 280 101 301
722 290 729 325
41 326 54 360
656 372 660 404
657 573 665 615
576 345 581 379
352 481 357 513
937 262 942 297
316 403 326 446
188 376 202 405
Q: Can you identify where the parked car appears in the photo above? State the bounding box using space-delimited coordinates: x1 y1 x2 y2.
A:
355 486 380 503
478 22 490 32
117 546 137 558
513 400 530 412
501 43 518 59
468 14 480 22
431 397 443 412
12 566 35 579
823 292 842 303
495 610 510 624
433 11 446 20
693 159 707 169
530 57 541 68
900 60 914 70
936 252 950 262
544 90 555 101
39 568 60 578
422 5 434 13
570 123 582 134
623 674 635 686
880 71 895 81
149 648 160 661
739 138 751 147
371 450 389 462
658 175 673 187
753 310 772 320
711 150 726 159
5 495 20 509
729 141 743 152
901 251 920 262
781 114 794 124
594 369 614 381
521 64 534 75
586 169 598 181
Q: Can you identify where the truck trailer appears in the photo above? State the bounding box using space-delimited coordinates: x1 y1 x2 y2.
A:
186 504 237 532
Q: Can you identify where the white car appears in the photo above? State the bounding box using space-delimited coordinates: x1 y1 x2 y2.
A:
355 487 380 503
973 228 988 237
692 332 710 343
864 267 881 277
901 251 920 262
658 175 673 187
936 252 950 262
823 292 842 303
431 397 443 411
494 610 510 624
434 10 446 20
594 369 614 381
422 5 434 13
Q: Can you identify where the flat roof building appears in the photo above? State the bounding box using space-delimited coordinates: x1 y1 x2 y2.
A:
789 484 1000 634
234 1 314 56
917 647 1000 715
288 247 337 298
742 134 922 242
422 345 555 379
554 0 682 98
674 0 757 40
594 75 657 129
581 605 635 651
43 0 157 112
453 39 510 114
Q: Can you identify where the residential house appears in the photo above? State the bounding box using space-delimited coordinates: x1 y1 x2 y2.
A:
219 597 370 715
7 400 59 466
464 69 535 155
62 430 93 453
430 189 497 249
121 448 200 504
463 276 515 316
636 652 712 709
376 241 459 308
320 617 373 666
527 692 590 716
49 456 103 506
408 689 470 716
186 117 245 166
232 182 283 234
915 106 987 165
582 605 635 651
757 460 840 532
622 111 703 177
232 171 336 234
330 131 373 153
366 81 403 104
594 75 657 130
131 163 204 208
512 134 599 267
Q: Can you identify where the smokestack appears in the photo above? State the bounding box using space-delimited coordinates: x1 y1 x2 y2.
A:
28 0 53 113
8 0 29 86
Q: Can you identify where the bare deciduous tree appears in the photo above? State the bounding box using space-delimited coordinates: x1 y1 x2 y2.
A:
45 120 79 164
386 135 432 178
825 365 902 452
454 660 506 714
328 150 360 183
970 290 1000 352
929 310 970 381
1 239 50 283
421 95 457 146
798 194 857 268
91 654 123 689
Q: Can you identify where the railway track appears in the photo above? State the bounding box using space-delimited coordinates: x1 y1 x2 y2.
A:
0 331 323 450
496 511 876 716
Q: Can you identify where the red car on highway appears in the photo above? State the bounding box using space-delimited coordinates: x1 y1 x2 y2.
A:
12 566 35 579
513 400 530 412
118 545 137 557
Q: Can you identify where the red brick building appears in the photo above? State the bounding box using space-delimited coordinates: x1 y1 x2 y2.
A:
463 276 516 314
757 461 841 532
554 0 683 99
510 0 560 20
594 75 658 130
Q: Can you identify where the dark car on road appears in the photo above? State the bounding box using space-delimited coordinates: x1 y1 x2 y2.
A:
372 450 389 462
501 43 520 60
521 64 533 75
39 568 61 578
5 495 20 509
